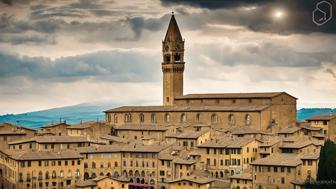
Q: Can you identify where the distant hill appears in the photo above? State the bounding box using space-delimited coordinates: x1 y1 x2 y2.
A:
0 104 335 129
297 108 335 120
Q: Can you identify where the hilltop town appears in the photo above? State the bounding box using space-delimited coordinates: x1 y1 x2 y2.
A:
0 13 335 189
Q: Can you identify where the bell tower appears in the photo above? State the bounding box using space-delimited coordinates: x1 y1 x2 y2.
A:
162 13 185 106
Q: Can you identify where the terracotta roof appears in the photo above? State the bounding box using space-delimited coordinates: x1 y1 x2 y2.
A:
278 126 302 134
100 135 130 143
299 152 319 160
115 124 167 131
158 153 174 160
198 137 255 148
0 131 26 135
121 143 172 153
251 154 302 166
175 129 210 139
223 126 264 135
306 114 336 121
174 92 296 100
8 136 89 145
67 121 105 129
174 158 197 165
40 122 69 129
167 176 215 184
1 149 82 160
279 140 313 149
77 145 122 154
259 138 281 147
230 173 252 180
105 105 270 113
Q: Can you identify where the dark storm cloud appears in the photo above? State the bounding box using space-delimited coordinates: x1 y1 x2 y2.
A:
0 34 56 45
326 68 336 79
0 13 62 34
127 15 168 40
161 0 336 34
0 50 160 82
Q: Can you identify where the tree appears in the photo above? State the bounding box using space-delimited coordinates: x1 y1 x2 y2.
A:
316 139 336 189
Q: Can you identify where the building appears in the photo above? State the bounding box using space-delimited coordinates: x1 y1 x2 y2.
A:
38 122 70 136
67 121 113 140
8 136 93 151
0 149 83 189
306 114 336 141
0 123 36 149
230 173 252 189
66 176 129 189
105 14 297 133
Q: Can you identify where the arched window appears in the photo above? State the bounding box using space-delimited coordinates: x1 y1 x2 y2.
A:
141 171 145 177
45 171 49 179
92 162 96 169
113 171 119 178
139 113 145 123
100 162 104 168
124 113 132 123
107 162 111 168
26 173 31 182
123 170 128 177
114 114 118 123
38 171 43 180
129 170 133 177
245 114 252 126
60 170 64 178
164 55 170 63
100 172 104 176
196 113 201 123
52 171 56 178
180 113 187 123
67 170 72 178
164 113 170 123
84 172 89 180
151 113 156 123
211 114 218 124
92 172 97 178
174 53 181 62
75 169 80 178
229 114 235 126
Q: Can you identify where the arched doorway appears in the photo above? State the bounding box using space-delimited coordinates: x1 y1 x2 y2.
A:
84 172 89 180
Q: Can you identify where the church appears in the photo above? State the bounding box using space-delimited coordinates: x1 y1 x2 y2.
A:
105 13 297 133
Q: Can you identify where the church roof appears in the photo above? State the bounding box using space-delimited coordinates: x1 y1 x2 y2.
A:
164 13 183 42
105 104 269 113
175 92 296 100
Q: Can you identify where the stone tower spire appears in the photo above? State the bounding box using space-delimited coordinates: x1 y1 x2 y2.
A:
162 13 185 106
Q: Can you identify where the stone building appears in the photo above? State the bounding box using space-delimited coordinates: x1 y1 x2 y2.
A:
0 149 83 189
105 14 297 133
306 114 336 141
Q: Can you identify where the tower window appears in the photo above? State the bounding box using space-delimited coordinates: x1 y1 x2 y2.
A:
165 55 170 63
166 97 169 103
174 53 181 62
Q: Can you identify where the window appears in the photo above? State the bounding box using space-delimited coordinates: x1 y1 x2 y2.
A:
165 113 171 123
139 113 145 123
60 170 64 178
124 113 132 123
180 113 187 123
165 55 170 63
229 114 235 126
196 113 201 123
76 169 80 178
211 114 218 124
114 114 118 123
151 113 156 123
245 114 252 126
281 177 285 184
174 53 181 61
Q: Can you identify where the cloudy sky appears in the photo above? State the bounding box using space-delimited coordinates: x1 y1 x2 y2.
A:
0 0 336 114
